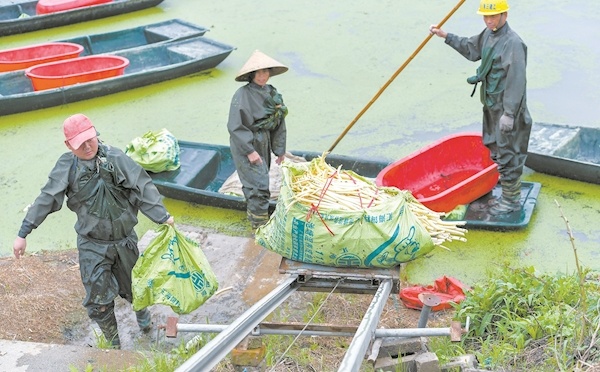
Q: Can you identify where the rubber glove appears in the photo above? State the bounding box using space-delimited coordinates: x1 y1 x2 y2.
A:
499 114 514 133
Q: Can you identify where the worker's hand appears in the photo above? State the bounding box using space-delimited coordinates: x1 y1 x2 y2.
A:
164 216 175 226
499 114 514 133
275 154 285 165
247 151 262 165
13 237 27 259
429 25 447 39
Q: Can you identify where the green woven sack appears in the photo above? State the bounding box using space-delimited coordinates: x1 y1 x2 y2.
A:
255 161 435 268
125 128 180 173
132 225 218 314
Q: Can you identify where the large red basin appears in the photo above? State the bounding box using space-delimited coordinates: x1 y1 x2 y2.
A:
375 133 499 213
36 0 113 14
25 55 130 91
0 42 84 72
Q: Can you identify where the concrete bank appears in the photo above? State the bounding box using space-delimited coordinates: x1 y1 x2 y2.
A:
0 339 145 371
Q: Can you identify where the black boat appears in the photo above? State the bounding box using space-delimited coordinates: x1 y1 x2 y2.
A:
0 36 235 116
148 140 541 230
526 122 600 184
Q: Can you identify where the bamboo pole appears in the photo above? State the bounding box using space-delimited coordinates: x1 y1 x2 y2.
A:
328 0 467 153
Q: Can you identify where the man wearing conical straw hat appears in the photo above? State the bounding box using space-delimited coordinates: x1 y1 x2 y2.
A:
227 50 289 229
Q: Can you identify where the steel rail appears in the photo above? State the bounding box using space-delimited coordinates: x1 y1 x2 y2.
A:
338 278 393 372
175 276 300 372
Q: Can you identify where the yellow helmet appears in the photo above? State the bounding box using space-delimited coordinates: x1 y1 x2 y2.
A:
477 0 509 15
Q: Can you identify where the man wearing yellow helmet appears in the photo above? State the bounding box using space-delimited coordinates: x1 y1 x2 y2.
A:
429 0 532 215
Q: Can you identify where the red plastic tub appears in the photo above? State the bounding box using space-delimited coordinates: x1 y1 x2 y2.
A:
375 133 499 213
36 0 112 14
0 42 84 72
25 55 129 91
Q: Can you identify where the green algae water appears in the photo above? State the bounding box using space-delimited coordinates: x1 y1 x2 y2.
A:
1 1 599 286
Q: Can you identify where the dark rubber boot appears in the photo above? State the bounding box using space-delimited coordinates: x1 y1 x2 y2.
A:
247 210 269 229
135 308 153 333
490 179 522 215
96 307 120 349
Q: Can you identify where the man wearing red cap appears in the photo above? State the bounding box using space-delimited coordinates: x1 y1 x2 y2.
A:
13 113 174 349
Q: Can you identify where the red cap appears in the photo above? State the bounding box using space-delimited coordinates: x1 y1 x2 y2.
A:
63 114 96 149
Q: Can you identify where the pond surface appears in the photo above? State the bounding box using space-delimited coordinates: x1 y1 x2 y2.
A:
1 0 599 286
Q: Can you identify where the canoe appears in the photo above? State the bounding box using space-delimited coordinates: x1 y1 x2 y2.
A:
0 0 164 36
0 36 235 115
0 19 209 73
0 42 84 72
148 140 541 230
61 19 209 56
25 55 130 90
375 133 500 213
526 122 600 184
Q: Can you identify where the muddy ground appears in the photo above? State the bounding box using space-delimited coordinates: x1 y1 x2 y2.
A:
0 225 448 369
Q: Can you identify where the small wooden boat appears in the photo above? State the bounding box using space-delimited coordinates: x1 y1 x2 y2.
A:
36 0 112 14
25 55 130 91
0 42 84 72
375 133 500 213
148 140 541 230
0 19 209 73
0 0 164 37
526 122 600 184
0 36 234 115
0 19 208 74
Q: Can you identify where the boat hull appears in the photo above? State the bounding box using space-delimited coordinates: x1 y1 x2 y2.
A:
0 0 164 36
526 122 600 184
375 133 499 213
0 42 84 72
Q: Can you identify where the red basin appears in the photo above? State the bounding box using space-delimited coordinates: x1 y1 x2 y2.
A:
36 0 113 14
25 55 130 91
375 133 499 213
0 42 84 72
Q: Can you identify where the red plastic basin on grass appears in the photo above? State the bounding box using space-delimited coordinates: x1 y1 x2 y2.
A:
36 0 113 14
0 42 84 72
375 133 499 213
25 55 130 91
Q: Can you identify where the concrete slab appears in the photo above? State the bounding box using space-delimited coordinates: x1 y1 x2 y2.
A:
0 339 145 371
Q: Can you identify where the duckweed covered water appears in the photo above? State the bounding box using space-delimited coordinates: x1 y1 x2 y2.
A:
1 0 599 286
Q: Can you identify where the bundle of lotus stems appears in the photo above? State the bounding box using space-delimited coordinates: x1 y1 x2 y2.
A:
287 156 467 248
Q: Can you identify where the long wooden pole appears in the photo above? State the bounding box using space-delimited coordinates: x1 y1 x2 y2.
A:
327 0 467 153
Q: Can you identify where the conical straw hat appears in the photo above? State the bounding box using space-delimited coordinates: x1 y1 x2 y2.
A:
235 50 288 82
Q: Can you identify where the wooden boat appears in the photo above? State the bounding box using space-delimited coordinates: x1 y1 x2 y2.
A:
0 0 164 37
0 19 208 75
60 19 209 56
526 122 600 184
0 36 235 115
375 133 500 213
25 55 130 90
0 19 209 73
0 42 84 72
148 140 541 230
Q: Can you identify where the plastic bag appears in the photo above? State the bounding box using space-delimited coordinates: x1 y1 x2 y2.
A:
255 160 435 268
132 224 218 314
125 128 180 173
399 276 468 312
